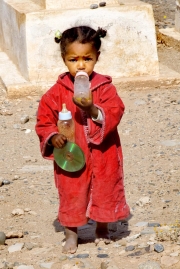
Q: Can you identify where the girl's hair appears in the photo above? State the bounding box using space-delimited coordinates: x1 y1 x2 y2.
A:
55 26 107 56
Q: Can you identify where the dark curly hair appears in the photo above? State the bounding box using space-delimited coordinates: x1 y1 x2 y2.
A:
55 26 107 56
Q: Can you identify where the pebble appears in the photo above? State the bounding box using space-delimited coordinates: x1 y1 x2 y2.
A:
76 253 89 258
99 2 106 7
2 180 10 185
8 243 24 253
125 245 135 251
148 223 161 227
11 208 25 216
20 115 29 124
97 254 109 258
0 232 6 245
136 196 151 207
90 4 98 9
138 260 161 269
39 262 54 269
135 222 148 227
141 228 155 235
154 243 164 253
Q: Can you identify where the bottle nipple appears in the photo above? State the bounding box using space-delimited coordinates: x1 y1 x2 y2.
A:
59 103 72 120
61 103 68 113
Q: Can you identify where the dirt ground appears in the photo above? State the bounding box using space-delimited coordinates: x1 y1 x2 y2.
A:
0 1 180 269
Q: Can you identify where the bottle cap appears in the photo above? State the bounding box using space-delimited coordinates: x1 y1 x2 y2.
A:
59 103 72 120
75 71 89 78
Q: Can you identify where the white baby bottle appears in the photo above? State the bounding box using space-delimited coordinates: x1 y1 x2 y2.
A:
57 103 75 142
74 71 90 102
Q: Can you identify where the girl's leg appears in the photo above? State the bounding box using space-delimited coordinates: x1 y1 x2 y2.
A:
95 222 111 245
62 227 78 254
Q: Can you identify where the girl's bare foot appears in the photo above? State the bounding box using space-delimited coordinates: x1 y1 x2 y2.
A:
95 222 111 245
62 227 78 254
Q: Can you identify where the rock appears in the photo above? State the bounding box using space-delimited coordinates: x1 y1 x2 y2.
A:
6 231 23 239
0 180 3 187
126 233 141 242
135 222 148 227
97 254 109 258
76 253 89 258
0 232 6 245
16 264 34 269
2 180 10 185
13 175 20 180
154 243 164 253
141 228 155 235
148 223 161 227
24 129 31 134
125 245 135 251
39 262 54 269
170 251 179 257
25 242 35 250
136 196 151 207
20 115 29 124
99 2 106 7
161 256 179 267
8 243 24 253
138 260 161 269
11 208 25 216
90 4 98 9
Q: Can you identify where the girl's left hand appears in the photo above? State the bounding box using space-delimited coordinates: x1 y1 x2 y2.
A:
73 93 98 118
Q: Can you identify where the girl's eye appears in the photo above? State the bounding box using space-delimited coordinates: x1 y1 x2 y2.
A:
85 58 92 62
69 59 76 62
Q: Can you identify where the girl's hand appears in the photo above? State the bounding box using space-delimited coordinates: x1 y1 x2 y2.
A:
50 134 67 148
73 93 98 118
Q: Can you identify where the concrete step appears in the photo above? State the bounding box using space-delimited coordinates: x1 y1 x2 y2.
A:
5 0 44 13
0 45 180 98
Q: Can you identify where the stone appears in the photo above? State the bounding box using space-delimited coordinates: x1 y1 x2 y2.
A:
76 253 89 258
8 243 24 253
2 180 10 185
99 2 106 7
136 196 151 206
20 115 29 124
161 256 179 267
138 260 161 269
90 4 98 9
141 228 155 235
135 222 148 227
148 223 161 227
16 264 34 269
0 232 6 245
154 244 164 253
97 254 109 258
6 231 24 239
39 262 54 269
125 245 135 251
11 208 25 216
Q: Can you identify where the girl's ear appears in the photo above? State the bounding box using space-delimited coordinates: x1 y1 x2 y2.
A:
96 51 101 61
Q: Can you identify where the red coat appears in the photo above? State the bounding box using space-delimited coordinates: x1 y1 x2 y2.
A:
35 72 130 227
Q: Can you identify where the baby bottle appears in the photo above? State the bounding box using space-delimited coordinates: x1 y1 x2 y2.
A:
74 71 90 102
57 103 75 142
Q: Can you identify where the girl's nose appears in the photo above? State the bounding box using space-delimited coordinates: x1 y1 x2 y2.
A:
77 60 85 70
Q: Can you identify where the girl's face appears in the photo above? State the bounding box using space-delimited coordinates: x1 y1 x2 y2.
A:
62 41 100 77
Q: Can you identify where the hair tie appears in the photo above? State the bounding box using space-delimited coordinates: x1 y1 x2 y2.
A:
55 30 62 40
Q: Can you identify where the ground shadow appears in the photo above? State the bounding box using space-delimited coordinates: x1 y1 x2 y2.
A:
52 213 133 245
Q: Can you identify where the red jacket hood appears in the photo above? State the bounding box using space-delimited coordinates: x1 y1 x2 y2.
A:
56 72 112 92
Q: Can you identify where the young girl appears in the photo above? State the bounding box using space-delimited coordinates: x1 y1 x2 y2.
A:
35 26 130 254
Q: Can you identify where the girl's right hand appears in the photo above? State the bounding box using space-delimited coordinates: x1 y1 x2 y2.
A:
51 134 67 148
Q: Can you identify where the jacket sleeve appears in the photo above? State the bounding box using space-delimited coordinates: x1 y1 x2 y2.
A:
35 90 59 159
86 83 125 145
